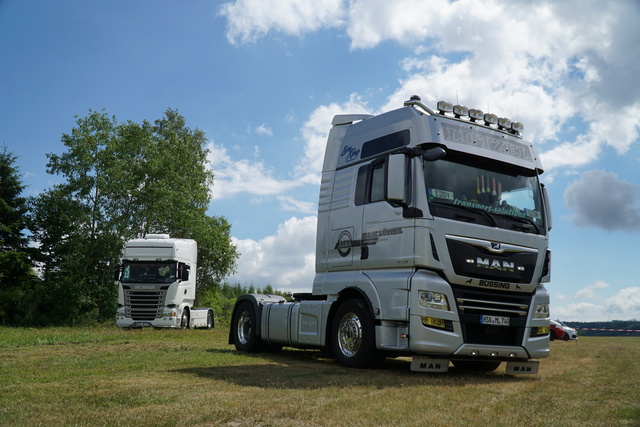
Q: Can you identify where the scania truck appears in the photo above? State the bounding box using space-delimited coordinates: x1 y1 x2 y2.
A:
115 234 214 329
229 95 552 373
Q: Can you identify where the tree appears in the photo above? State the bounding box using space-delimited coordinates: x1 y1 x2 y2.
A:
28 109 238 325
0 145 37 324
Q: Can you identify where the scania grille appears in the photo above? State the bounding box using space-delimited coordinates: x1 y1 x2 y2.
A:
122 286 168 320
453 286 532 346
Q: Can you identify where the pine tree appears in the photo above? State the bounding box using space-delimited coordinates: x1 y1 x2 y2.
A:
0 145 36 324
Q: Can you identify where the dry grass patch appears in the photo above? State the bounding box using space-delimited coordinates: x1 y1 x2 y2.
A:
1 327 639 426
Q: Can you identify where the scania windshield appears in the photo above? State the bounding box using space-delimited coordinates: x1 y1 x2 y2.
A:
424 151 546 234
120 261 177 283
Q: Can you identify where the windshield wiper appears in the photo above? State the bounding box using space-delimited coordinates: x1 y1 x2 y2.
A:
492 212 541 234
431 201 498 226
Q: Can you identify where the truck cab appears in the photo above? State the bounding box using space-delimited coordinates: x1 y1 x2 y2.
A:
230 96 551 373
115 234 213 329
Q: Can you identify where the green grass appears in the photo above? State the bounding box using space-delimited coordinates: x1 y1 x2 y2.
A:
1 327 639 426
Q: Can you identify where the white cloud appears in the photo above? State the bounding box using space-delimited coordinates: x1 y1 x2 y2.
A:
552 301 608 323
207 141 299 199
220 0 640 175
294 93 371 185
219 0 346 45
277 195 316 214
207 93 370 202
554 285 640 321
605 287 640 317
255 124 273 137
575 280 610 300
229 216 317 292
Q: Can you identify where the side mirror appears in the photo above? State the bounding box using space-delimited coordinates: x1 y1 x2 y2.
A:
114 267 121 281
386 153 406 202
178 263 190 281
422 147 446 161
541 184 553 231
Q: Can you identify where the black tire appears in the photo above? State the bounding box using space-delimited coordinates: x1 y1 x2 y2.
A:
180 308 190 329
452 360 501 372
206 309 214 329
563 333 570 341
331 299 381 369
232 301 263 353
549 331 555 341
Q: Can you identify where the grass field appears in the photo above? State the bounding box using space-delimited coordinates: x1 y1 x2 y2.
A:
1 326 639 426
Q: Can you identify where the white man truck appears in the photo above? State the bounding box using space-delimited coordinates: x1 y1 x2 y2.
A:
115 234 214 329
229 96 552 373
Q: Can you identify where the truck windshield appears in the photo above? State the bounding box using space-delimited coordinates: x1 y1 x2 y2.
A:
424 152 546 234
120 262 177 283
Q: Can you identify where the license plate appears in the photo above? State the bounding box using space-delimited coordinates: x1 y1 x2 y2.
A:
481 315 510 326
131 321 153 328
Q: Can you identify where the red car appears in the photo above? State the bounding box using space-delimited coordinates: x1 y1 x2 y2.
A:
549 320 564 341
550 320 578 341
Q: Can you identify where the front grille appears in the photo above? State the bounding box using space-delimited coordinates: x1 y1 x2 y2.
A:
122 285 168 320
446 237 537 284
453 286 532 346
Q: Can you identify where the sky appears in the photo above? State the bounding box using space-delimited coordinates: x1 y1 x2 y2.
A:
2 0 640 322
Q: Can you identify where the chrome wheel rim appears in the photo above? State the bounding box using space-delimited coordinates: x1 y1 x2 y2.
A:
236 310 252 345
338 312 362 357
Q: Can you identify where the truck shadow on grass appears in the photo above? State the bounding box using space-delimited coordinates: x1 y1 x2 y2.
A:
172 348 536 390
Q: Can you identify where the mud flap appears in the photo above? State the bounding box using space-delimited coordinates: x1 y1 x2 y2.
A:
505 360 539 374
410 357 450 372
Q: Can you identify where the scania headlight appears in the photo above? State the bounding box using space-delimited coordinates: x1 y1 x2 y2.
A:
533 303 549 318
418 290 450 311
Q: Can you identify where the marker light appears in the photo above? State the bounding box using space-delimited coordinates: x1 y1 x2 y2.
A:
469 108 484 122
498 117 512 130
453 105 469 118
437 101 453 115
484 113 498 126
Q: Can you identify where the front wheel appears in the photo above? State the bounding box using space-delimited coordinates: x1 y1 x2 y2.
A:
180 308 190 329
232 301 263 352
331 299 381 369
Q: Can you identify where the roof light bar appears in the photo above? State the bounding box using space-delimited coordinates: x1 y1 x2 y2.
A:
468 108 484 122
484 113 498 126
453 105 468 118
498 117 512 130
437 101 453 115
511 121 524 134
411 97 524 136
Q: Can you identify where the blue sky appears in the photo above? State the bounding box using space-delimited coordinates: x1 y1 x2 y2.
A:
2 0 640 321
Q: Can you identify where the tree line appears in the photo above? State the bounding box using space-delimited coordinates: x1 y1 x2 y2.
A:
1 109 241 326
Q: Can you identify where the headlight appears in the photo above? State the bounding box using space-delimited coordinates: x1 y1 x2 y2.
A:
533 303 549 318
418 291 450 311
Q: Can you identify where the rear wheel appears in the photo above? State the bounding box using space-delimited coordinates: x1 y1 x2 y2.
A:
232 301 263 352
331 299 381 369
206 309 214 329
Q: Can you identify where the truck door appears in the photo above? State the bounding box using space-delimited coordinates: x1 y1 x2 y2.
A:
359 154 414 320
327 167 363 270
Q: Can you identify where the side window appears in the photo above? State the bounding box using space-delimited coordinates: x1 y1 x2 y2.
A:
369 162 386 202
355 159 388 206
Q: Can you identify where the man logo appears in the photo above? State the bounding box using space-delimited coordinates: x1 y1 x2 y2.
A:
335 230 353 257
491 242 501 250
